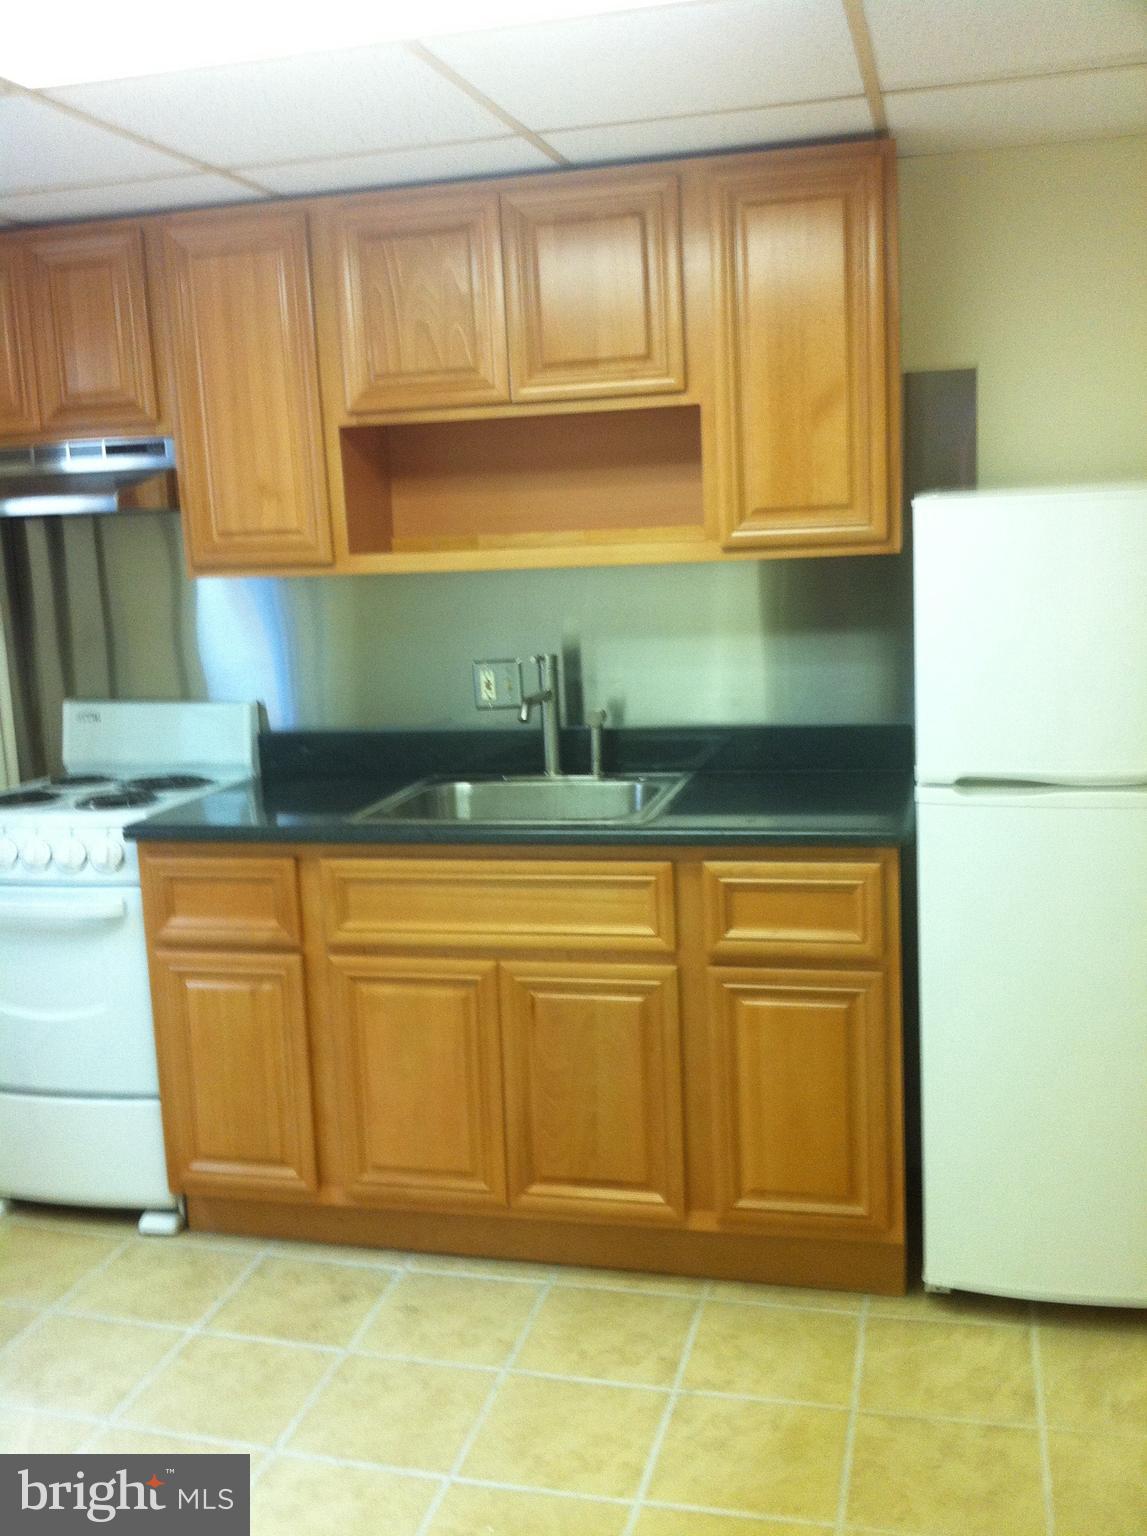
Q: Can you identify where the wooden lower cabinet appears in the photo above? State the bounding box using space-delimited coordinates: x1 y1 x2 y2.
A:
141 844 905 1291
150 949 316 1199
501 961 683 1222
708 967 894 1235
325 954 506 1209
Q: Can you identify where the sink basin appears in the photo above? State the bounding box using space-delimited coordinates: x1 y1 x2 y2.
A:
356 774 689 826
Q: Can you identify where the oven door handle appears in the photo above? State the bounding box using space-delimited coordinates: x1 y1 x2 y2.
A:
0 894 128 926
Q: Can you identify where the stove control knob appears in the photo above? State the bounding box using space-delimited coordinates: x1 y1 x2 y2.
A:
0 836 18 870
19 835 52 870
88 836 125 873
53 836 88 872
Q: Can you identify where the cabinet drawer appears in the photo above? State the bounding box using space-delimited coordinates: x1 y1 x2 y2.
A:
143 856 301 949
703 857 886 963
320 858 675 952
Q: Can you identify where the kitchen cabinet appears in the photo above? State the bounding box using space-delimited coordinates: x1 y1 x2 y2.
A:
316 187 509 413
140 842 904 1291
312 140 897 573
159 206 333 571
0 223 162 440
0 139 898 571
500 170 685 402
708 966 894 1235
149 949 317 1199
325 953 507 1209
501 960 684 1221
0 244 39 437
710 146 898 552
26 224 160 434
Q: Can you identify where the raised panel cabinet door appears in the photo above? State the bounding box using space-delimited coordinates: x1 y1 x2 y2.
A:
27 224 159 432
500 961 685 1222
708 966 897 1237
712 146 894 552
501 172 685 402
323 189 509 412
0 242 39 436
326 954 507 1209
161 208 333 569
151 949 317 1199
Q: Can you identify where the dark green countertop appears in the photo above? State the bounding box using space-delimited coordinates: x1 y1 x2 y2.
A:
126 725 915 848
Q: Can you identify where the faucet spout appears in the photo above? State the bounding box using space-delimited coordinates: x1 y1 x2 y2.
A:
519 655 562 776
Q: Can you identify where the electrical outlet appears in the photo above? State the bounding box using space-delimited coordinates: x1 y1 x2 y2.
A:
473 659 523 710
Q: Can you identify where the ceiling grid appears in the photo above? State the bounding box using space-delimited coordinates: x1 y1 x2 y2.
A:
0 0 1143 223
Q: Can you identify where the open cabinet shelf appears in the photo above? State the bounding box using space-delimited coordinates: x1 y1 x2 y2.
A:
337 403 707 562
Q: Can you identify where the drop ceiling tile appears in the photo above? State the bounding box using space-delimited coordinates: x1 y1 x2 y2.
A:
546 99 874 164
0 94 190 194
49 43 509 168
428 0 863 131
866 0 1147 91
0 174 261 224
246 137 554 195
888 66 1147 156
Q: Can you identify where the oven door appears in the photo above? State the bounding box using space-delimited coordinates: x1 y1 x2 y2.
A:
0 885 159 1096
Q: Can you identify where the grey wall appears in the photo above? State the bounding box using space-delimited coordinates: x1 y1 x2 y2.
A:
145 537 912 732
4 484 916 768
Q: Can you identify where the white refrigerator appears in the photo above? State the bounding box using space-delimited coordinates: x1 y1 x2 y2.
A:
914 483 1147 1306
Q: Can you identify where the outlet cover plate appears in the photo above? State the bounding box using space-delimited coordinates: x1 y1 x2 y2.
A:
473 659 523 710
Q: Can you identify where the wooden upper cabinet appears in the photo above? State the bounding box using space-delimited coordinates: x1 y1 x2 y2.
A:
501 172 685 402
708 966 896 1237
150 949 317 1200
500 961 685 1222
711 144 896 553
0 243 39 437
26 224 159 434
320 188 509 413
160 207 333 571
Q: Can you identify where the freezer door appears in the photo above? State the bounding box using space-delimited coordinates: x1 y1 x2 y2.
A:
913 485 1147 784
917 788 1147 1304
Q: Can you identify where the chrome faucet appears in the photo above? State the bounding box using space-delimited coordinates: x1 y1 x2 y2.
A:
518 653 562 777
587 708 607 779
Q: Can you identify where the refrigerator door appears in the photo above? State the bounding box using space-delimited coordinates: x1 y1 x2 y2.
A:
917 786 1147 1304
913 484 1147 784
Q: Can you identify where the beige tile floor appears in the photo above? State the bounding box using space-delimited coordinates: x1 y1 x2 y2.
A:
1 1206 1145 1535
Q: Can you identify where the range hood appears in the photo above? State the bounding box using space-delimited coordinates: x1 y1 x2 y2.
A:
0 438 178 517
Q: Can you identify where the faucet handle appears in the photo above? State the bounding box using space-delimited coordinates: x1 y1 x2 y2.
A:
587 708 607 728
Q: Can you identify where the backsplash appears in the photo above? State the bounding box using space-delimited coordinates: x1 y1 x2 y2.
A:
3 365 977 772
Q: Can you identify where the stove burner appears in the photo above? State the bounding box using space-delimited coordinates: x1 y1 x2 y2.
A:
50 774 116 787
0 788 62 807
75 789 159 811
124 774 213 792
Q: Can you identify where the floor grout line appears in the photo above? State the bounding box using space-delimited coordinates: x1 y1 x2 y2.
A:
85 1244 275 1450
412 1268 560 1536
620 1277 714 1536
250 1261 413 1488
834 1292 869 1533
0 1228 138 1366
1030 1300 1057 1536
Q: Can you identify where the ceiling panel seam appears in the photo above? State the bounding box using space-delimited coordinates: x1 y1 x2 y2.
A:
7 76 273 194
841 0 888 133
404 39 569 164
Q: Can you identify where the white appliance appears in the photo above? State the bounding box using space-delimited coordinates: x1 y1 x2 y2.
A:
0 700 259 1234
914 483 1147 1306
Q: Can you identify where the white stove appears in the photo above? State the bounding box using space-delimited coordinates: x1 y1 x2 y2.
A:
0 700 260 1233
0 700 258 884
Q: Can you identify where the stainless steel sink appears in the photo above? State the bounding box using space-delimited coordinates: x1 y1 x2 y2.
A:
356 773 689 826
